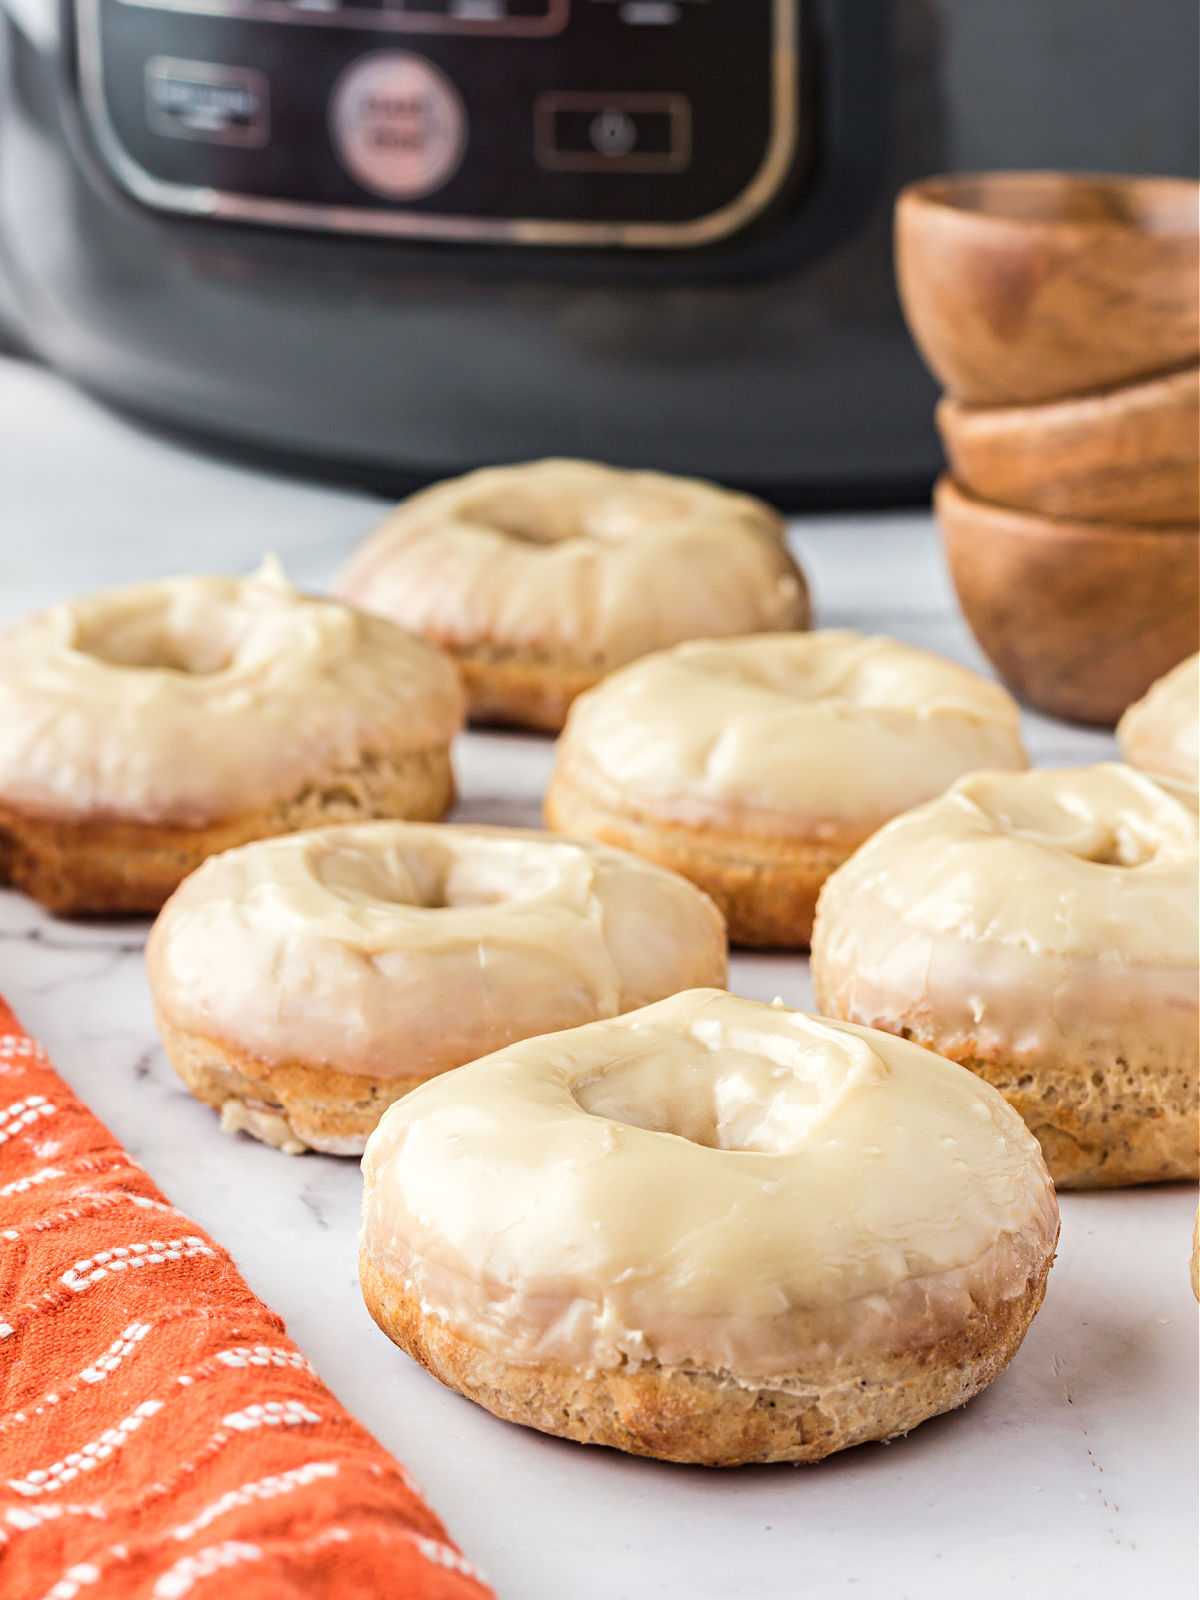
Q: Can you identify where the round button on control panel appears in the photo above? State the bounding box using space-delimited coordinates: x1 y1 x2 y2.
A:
329 52 467 201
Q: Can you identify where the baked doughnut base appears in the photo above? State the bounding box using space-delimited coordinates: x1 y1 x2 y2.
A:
885 1031 1199 1190
360 1252 1053 1468
545 768 870 948
451 646 599 733
0 747 455 916
158 1015 424 1156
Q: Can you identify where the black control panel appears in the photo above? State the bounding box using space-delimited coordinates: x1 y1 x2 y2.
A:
75 0 804 246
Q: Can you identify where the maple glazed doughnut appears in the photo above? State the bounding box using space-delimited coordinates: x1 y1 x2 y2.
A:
1117 653 1199 791
147 823 726 1155
812 764 1200 1188
359 989 1058 1467
332 459 810 731
545 630 1028 946
0 564 464 914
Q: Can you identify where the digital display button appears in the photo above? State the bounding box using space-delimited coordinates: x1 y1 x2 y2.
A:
330 51 468 199
145 58 269 146
534 92 690 172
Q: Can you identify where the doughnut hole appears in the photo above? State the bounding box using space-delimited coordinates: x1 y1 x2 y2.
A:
680 634 1006 719
456 486 583 545
701 642 878 703
962 768 1193 866
309 833 580 912
69 592 247 675
456 484 696 546
572 1021 886 1154
585 490 699 540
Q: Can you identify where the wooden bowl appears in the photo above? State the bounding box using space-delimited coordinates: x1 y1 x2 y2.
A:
935 476 1199 725
896 172 1200 405
937 365 1200 526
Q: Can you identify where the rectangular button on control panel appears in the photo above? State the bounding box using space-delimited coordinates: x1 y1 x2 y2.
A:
145 57 270 146
534 92 690 172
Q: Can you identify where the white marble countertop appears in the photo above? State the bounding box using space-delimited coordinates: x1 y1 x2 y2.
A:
1 358 1196 1600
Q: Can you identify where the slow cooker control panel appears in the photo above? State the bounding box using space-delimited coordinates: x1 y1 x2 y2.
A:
74 0 804 247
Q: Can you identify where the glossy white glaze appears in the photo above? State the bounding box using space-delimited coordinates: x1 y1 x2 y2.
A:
362 989 1056 1379
334 458 808 664
812 765 1199 1075
1118 653 1199 789
148 823 725 1077
553 630 1027 829
0 562 463 824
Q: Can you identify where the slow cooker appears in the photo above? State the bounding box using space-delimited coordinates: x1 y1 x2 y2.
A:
0 0 1196 503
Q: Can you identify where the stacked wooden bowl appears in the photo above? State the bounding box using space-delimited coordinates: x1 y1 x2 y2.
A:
896 171 1200 725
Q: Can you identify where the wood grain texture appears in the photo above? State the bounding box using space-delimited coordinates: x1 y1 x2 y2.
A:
935 476 1199 727
937 365 1199 525
896 173 1200 405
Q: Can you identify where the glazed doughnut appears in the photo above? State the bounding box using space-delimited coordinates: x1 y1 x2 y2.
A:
1117 652 1199 790
545 630 1027 946
0 564 463 914
147 823 726 1154
812 764 1199 1188
360 988 1058 1467
332 459 809 731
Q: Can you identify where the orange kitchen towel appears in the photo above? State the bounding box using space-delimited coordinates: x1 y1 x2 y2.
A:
0 999 494 1600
